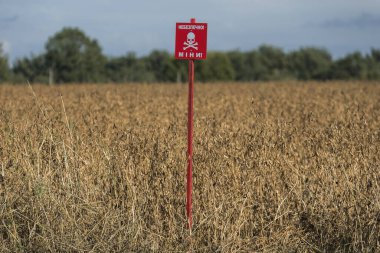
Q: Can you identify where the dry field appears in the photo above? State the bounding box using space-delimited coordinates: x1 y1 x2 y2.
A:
0 82 379 252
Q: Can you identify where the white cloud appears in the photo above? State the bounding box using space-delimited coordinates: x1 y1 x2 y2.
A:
321 13 380 29
0 39 11 55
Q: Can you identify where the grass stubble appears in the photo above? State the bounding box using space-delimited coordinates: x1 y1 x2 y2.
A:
0 82 379 252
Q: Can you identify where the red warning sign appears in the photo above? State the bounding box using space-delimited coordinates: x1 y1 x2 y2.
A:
175 22 208 60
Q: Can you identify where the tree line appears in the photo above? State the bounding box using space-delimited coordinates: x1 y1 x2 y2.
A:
1 27 380 84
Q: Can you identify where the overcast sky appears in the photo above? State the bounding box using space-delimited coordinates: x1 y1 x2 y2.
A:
1 0 380 63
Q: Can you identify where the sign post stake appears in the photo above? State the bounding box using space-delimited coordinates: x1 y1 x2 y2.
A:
175 17 207 233
186 17 196 233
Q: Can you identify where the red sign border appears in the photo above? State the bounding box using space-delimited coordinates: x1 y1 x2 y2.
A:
175 22 208 60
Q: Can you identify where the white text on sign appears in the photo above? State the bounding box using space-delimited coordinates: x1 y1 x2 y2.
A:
178 25 205 30
178 52 203 58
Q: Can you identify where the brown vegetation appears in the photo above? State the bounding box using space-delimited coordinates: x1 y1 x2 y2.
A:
0 82 379 252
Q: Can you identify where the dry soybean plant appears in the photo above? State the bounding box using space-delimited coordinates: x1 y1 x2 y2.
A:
0 82 379 252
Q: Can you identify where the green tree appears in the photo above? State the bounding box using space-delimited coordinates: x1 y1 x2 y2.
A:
239 46 288 81
255 45 288 80
241 50 260 81
366 49 380 80
332 52 367 80
13 54 48 83
227 50 247 81
45 27 106 83
287 48 332 80
145 50 177 82
106 53 155 83
0 43 10 83
172 57 188 83
196 52 235 82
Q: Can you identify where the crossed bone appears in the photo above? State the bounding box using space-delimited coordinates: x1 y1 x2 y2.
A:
183 42 198 50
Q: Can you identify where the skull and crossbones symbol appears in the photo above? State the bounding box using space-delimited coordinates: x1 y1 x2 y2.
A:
183 32 198 50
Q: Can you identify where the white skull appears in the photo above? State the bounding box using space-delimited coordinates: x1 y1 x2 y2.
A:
187 32 196 45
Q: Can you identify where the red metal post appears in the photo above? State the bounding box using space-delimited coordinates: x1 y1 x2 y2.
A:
186 18 196 231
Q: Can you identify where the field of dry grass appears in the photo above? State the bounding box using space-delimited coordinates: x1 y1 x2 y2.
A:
0 82 379 252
